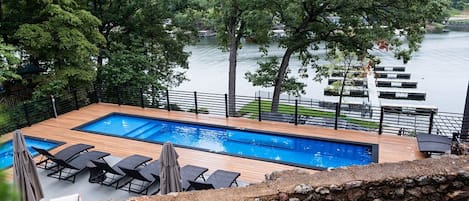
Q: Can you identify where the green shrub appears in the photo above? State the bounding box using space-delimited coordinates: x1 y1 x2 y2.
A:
0 171 18 201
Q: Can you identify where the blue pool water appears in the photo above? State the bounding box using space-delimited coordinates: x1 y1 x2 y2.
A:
77 113 377 169
0 137 61 169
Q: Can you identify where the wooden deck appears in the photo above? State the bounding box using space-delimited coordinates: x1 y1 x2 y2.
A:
1 103 425 183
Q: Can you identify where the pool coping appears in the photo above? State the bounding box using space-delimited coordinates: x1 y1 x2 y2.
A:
1 135 65 169
73 112 379 171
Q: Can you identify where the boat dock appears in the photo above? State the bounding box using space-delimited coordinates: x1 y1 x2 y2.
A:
376 78 418 88
323 64 433 111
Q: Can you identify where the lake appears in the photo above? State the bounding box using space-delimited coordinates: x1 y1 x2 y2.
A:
176 32 469 113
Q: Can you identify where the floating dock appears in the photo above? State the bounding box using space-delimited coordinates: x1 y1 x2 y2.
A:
376 78 418 88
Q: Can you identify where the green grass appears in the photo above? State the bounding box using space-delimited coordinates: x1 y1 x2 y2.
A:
449 8 463 16
239 100 379 129
0 105 9 125
239 100 336 118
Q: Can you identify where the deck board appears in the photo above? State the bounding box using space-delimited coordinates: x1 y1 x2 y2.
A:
1 103 425 183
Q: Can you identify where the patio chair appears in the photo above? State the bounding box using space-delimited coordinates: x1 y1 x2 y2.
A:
416 133 452 156
187 169 240 190
33 143 94 169
148 164 209 194
47 151 110 183
88 154 152 188
119 160 161 195
180 165 209 191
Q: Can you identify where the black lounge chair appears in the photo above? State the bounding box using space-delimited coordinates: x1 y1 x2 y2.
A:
416 133 452 155
33 143 94 169
180 165 208 191
188 169 240 190
47 151 110 183
88 154 152 188
119 160 161 195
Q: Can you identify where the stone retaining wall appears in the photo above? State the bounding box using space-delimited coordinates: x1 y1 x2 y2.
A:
128 155 469 201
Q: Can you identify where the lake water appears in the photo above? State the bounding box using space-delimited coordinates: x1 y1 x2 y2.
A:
176 32 469 113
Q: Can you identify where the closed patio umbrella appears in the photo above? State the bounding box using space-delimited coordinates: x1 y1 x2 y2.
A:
159 142 182 195
13 130 44 201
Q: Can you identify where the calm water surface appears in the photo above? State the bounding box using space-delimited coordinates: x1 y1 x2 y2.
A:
177 32 469 113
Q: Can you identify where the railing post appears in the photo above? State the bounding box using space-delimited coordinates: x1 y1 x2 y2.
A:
428 110 435 134
258 96 262 122
140 88 145 108
73 89 79 110
50 95 57 118
194 91 198 115
334 103 339 130
166 89 170 111
23 103 31 126
462 81 469 137
294 99 298 125
225 93 228 118
379 106 384 135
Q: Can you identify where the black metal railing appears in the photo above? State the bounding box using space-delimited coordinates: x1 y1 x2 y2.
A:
1 86 467 138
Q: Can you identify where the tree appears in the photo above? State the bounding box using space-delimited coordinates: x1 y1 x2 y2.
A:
212 0 272 116
0 171 18 201
0 40 20 83
248 0 449 112
3 0 104 98
85 0 197 96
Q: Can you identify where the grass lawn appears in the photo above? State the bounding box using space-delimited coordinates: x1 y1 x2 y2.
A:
0 105 9 125
239 100 379 129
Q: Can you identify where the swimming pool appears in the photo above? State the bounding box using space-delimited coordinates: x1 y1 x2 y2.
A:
75 113 378 169
0 136 63 169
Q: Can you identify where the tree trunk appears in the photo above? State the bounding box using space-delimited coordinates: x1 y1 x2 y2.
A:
271 48 295 112
335 66 349 129
228 25 238 116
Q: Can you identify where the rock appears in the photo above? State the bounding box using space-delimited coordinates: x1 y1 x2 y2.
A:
294 184 313 194
347 189 366 201
437 184 449 192
452 181 465 188
367 190 381 199
404 178 415 187
344 180 364 190
421 186 436 194
446 190 469 200
303 193 320 201
416 175 431 186
278 192 289 201
432 175 447 183
329 184 342 191
457 170 469 180
315 187 330 195
289 198 300 201
407 187 422 198
395 187 405 197
254 198 260 201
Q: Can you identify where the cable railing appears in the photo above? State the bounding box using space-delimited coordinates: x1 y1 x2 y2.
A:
1 86 467 139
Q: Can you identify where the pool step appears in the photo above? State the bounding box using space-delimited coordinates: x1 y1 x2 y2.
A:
135 125 166 139
126 122 159 138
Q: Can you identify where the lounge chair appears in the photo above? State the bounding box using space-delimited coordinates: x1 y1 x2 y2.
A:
33 143 94 169
47 151 110 183
180 165 209 191
148 164 208 194
119 160 161 195
416 133 452 155
88 154 152 188
187 169 240 190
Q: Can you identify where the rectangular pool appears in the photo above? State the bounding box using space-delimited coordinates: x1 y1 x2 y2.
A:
0 136 63 169
75 113 378 169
